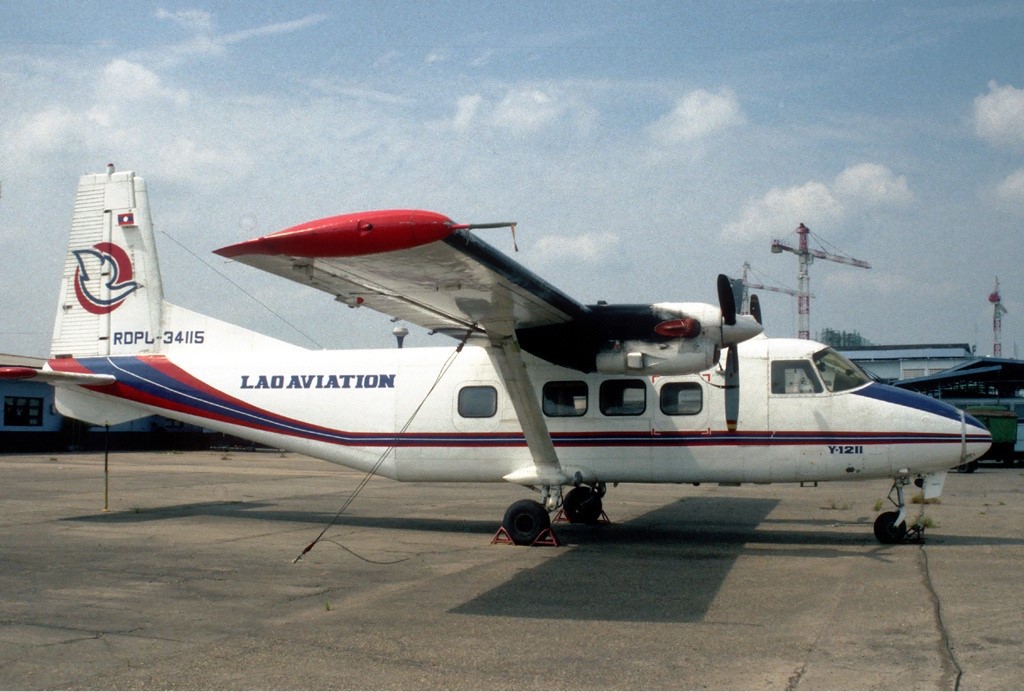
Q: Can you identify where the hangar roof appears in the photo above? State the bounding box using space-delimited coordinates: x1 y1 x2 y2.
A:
896 357 1024 399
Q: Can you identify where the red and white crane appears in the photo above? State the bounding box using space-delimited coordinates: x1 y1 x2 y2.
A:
771 223 871 340
738 261 810 314
989 277 1008 357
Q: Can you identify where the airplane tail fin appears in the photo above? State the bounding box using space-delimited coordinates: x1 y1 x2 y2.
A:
51 168 164 358
51 167 301 359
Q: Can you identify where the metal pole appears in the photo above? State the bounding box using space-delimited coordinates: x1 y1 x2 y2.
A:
103 424 110 512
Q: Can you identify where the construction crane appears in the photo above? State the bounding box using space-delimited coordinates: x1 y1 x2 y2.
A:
737 262 811 314
989 277 1008 357
771 223 871 340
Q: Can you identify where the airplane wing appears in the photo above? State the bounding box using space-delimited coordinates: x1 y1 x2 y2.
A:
215 209 761 489
216 210 578 485
214 210 588 342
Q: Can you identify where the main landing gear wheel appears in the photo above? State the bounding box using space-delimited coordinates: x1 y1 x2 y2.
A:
502 499 551 546
562 486 604 524
873 511 908 544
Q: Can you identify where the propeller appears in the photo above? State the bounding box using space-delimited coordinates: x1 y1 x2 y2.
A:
724 339 739 431
722 291 763 431
717 274 741 431
749 293 762 325
717 274 737 326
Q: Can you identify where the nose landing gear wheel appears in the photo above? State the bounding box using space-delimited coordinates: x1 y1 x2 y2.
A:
501 499 551 546
873 510 908 544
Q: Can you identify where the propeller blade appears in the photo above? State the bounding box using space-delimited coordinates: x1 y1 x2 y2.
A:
749 293 762 326
717 274 737 326
724 344 739 432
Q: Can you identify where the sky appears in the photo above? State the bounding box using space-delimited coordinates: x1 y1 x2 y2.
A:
2 1 1024 358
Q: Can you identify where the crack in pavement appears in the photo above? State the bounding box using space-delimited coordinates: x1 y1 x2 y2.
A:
918 544 964 690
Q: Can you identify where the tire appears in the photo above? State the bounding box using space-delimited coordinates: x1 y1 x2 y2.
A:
562 486 603 524
873 511 907 544
502 499 551 546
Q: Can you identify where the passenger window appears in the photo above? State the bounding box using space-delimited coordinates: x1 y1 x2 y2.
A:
600 380 646 416
458 386 497 418
543 381 588 417
660 382 703 415
771 360 823 395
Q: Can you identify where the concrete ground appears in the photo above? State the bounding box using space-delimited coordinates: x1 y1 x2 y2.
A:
0 450 1022 690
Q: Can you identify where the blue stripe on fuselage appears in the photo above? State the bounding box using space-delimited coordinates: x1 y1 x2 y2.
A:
852 382 984 428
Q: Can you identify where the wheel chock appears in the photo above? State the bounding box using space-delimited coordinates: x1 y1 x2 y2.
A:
490 526 561 547
490 527 515 545
531 528 560 547
553 509 611 525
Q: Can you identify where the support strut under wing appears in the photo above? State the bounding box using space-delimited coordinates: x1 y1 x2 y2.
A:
489 335 566 488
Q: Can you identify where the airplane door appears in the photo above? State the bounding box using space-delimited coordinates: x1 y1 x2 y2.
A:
593 378 655 482
651 377 708 482
765 346 828 481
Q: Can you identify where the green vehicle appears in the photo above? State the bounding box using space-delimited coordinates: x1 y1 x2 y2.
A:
958 406 1018 472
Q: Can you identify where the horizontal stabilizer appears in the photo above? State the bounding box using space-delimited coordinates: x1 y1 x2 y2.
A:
0 366 115 386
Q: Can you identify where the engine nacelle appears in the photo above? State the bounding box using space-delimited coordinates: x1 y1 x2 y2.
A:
594 302 723 376
595 336 717 375
515 300 760 375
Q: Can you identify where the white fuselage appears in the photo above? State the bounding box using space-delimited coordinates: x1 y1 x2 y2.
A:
51 337 990 487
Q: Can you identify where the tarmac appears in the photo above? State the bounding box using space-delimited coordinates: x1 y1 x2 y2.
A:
1 449 1022 690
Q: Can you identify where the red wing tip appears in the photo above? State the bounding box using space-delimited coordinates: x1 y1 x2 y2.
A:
214 209 459 259
213 241 254 259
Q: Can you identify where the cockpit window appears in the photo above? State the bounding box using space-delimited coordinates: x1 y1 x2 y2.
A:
771 360 824 395
812 347 872 393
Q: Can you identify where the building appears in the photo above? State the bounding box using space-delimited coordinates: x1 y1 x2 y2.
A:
841 343 974 384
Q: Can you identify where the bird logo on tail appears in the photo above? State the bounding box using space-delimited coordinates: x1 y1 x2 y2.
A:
72 242 139 314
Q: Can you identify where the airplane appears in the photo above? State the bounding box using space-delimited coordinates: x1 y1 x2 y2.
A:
1 167 991 547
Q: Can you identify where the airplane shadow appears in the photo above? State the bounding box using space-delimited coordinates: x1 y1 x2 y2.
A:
451 496 1024 623
63 501 503 535
453 496 781 623
64 496 1024 624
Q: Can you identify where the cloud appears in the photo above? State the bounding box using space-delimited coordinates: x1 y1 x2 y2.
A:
994 168 1024 214
973 80 1024 151
0 56 261 191
723 163 911 241
98 59 189 108
723 182 842 241
833 163 913 207
152 10 328 65
155 8 215 34
647 88 745 144
490 89 566 134
220 14 328 45
3 59 190 163
528 232 621 267
453 94 482 128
